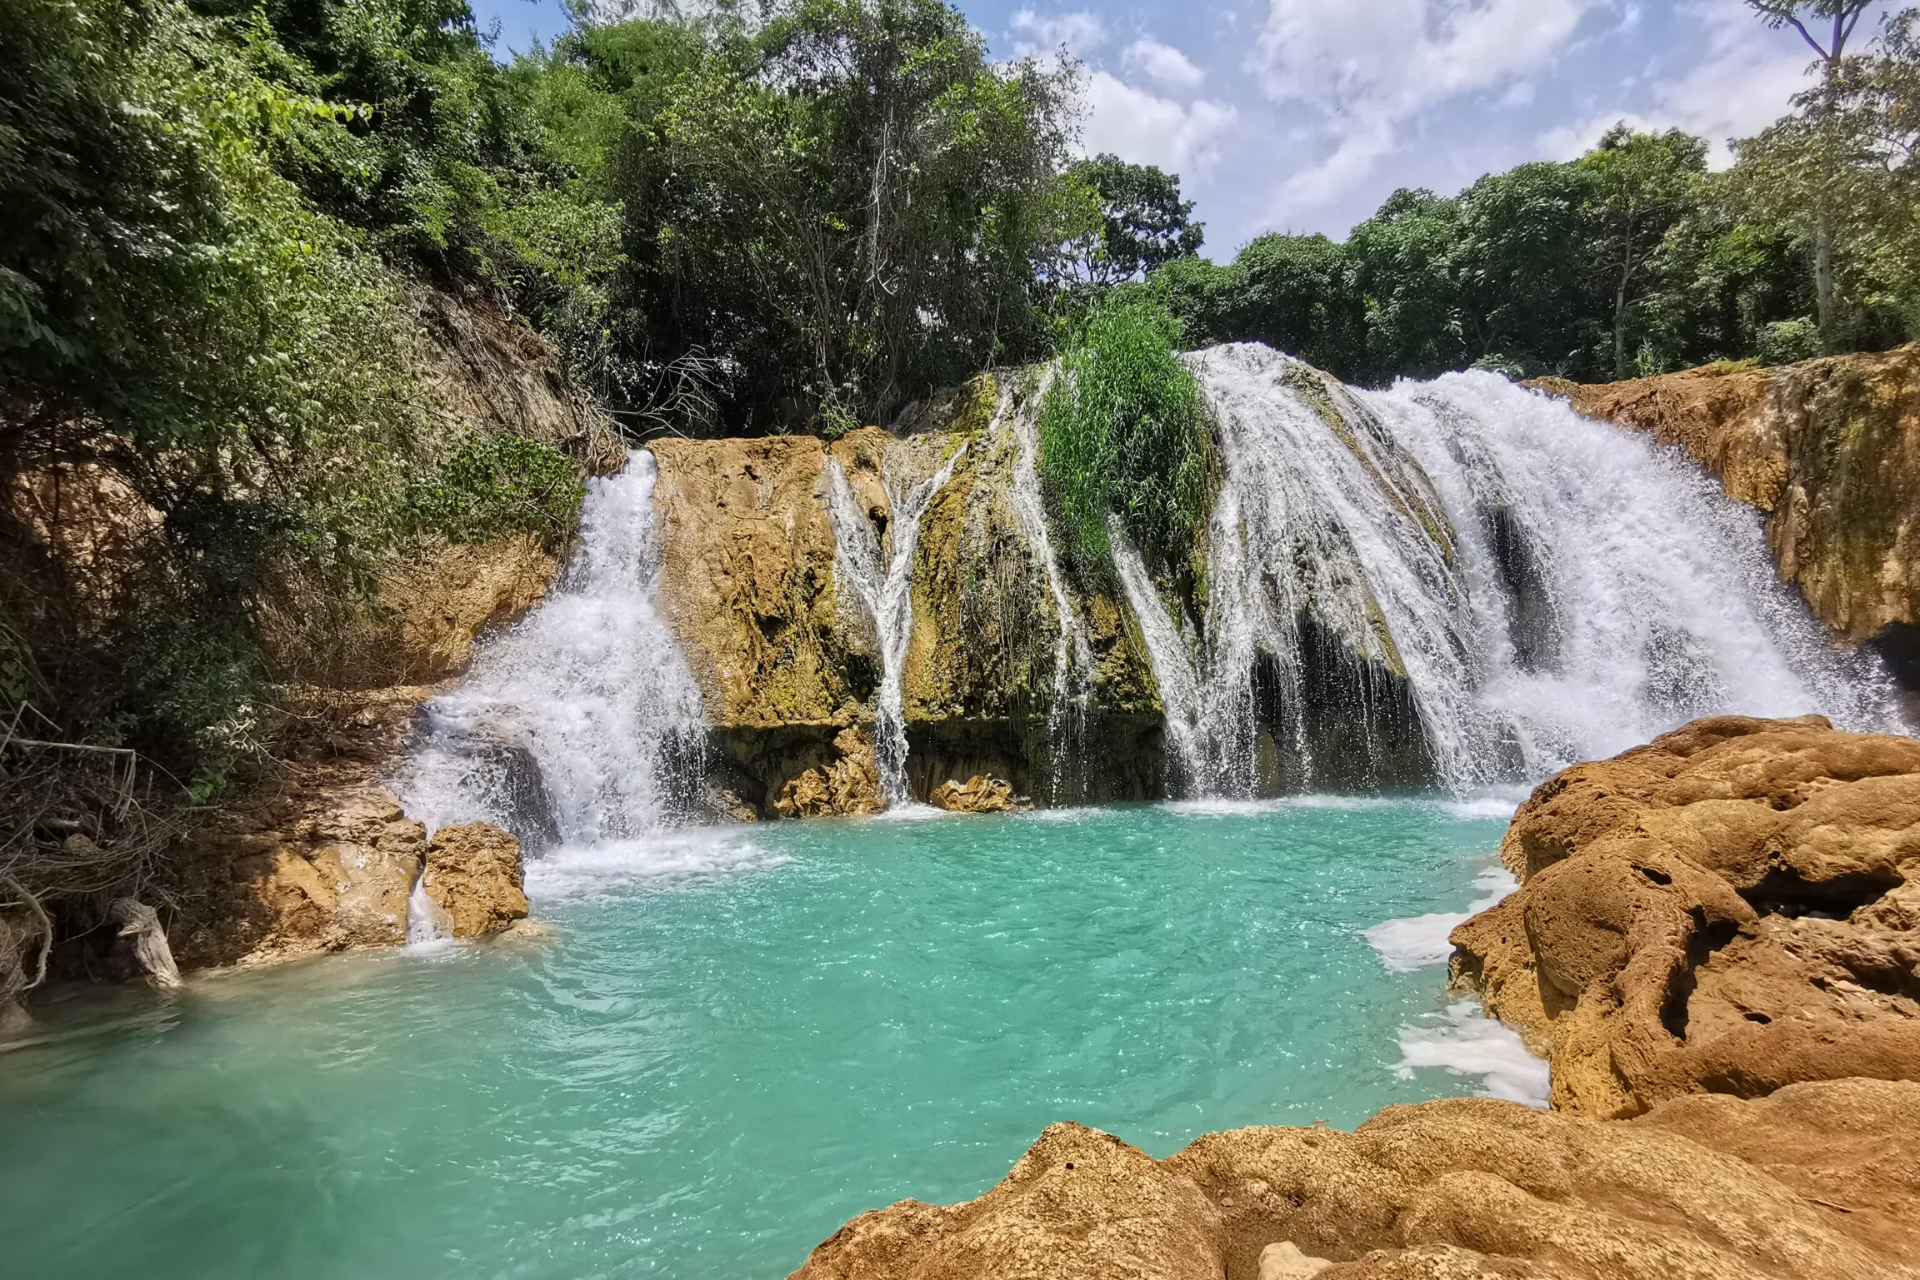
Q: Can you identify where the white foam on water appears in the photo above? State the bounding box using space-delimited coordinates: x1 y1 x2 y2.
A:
1365 866 1517 973
394 451 709 846
1438 791 1529 821
1392 1000 1550 1107
525 830 788 901
870 801 951 823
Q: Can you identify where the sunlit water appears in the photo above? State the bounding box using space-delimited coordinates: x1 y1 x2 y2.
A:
0 800 1536 1279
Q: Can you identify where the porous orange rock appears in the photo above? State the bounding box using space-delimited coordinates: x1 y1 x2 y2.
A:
927 775 1021 813
422 822 529 938
791 1081 1920 1280
1451 714 1920 1116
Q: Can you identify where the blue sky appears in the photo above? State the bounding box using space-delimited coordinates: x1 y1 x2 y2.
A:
469 0 1875 257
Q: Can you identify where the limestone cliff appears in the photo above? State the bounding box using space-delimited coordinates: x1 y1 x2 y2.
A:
158 291 606 971
1540 345 1920 685
647 371 1165 813
791 1080 1920 1280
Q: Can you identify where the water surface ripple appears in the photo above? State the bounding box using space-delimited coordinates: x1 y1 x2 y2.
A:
2 801 1524 1279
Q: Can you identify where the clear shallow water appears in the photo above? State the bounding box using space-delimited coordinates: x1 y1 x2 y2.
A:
1 800 1530 1280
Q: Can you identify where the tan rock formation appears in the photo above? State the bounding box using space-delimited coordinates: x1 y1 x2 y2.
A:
776 728 886 819
1451 714 1920 1116
927 775 1021 813
793 1080 1920 1280
1538 345 1920 655
422 822 529 938
646 373 1166 811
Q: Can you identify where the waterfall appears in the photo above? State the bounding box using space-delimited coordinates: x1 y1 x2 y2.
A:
1005 369 1098 798
825 444 968 805
394 450 709 846
1136 343 1898 795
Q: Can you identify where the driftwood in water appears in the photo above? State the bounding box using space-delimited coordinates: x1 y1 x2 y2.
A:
108 897 181 988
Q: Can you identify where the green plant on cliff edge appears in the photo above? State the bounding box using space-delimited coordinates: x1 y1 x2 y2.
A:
404 434 585 546
1037 298 1212 572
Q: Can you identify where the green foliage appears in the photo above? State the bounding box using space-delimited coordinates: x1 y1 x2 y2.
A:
1152 233 1365 378
1037 299 1211 571
1143 6 1920 382
601 0 1085 430
1757 316 1826 365
1060 153 1205 289
404 434 584 545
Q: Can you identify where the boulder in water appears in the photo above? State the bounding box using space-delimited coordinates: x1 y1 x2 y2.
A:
422 822 528 938
1452 714 1920 1117
928 775 1021 813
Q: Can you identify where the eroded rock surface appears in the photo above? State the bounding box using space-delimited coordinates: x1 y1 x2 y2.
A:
647 374 1166 811
422 822 529 938
794 1080 1920 1280
1451 714 1920 1116
927 775 1021 814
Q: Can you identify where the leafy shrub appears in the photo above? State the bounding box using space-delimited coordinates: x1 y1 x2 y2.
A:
1755 317 1824 367
1037 298 1212 570
404 434 584 546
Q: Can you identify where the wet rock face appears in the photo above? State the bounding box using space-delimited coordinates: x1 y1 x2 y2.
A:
422 822 529 938
791 1081 1920 1280
646 376 1169 812
1451 714 1920 1117
1543 345 1920 673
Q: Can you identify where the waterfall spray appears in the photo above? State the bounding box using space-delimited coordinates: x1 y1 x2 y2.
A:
1118 343 1898 797
395 451 709 848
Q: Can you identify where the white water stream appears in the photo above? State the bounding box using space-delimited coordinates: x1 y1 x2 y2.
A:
1126 343 1899 795
824 444 969 805
394 451 708 854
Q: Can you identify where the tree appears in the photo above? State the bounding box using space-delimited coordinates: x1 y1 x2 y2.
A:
1577 126 1709 378
607 0 1084 432
1062 154 1203 288
1346 189 1468 382
1456 161 1600 375
1745 1 1877 345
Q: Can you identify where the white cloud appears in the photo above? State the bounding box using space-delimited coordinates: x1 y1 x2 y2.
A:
1534 1 1820 166
1009 9 1106 57
1125 38 1206 91
1536 110 1661 161
1252 0 1598 214
1084 71 1236 176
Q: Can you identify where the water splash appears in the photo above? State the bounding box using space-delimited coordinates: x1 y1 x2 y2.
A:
825 444 969 805
1139 344 1899 796
394 450 709 846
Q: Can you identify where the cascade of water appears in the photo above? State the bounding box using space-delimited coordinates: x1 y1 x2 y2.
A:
394 450 709 846
1109 523 1204 780
1004 368 1098 797
825 444 969 805
1154 343 1898 796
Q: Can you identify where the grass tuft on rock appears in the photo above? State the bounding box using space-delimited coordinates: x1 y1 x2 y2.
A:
1037 298 1212 571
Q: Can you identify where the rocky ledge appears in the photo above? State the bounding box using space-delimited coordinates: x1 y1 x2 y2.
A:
1453 714 1920 1117
793 1080 1920 1279
791 715 1920 1278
